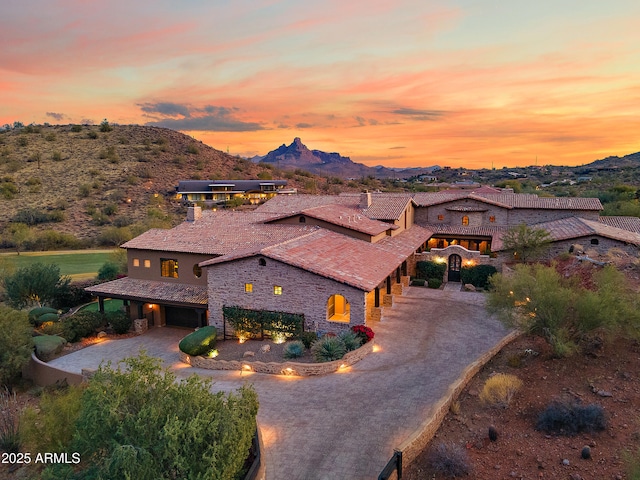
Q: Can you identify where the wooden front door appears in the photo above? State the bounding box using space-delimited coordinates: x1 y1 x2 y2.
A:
448 254 462 282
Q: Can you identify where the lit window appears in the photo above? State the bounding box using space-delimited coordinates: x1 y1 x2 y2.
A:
274 285 282 295
132 258 140 267
144 259 151 268
161 258 179 278
245 283 253 293
462 216 469 226
193 264 202 278
437 214 444 221
327 294 350 322
489 216 496 223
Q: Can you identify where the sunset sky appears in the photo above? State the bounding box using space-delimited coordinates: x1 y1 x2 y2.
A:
1 0 639 169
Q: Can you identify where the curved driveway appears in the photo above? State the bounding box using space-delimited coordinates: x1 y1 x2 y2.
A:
49 286 510 479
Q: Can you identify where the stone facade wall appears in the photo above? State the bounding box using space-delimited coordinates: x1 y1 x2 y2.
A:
507 208 600 225
206 256 367 335
416 246 504 278
542 236 639 260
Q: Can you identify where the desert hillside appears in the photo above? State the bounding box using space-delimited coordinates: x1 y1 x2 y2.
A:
0 124 358 246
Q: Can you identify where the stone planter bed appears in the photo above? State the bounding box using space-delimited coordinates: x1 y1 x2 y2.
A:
180 338 375 376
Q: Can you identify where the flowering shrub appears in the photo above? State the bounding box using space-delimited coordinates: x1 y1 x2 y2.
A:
351 325 374 343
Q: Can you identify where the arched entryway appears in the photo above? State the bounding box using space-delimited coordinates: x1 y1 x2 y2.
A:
447 254 461 282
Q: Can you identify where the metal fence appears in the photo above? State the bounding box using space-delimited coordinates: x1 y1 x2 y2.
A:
244 430 262 480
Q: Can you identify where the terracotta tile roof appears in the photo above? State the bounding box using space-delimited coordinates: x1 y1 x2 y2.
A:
376 225 433 257
202 229 413 291
254 194 358 214
361 194 414 221
412 191 602 211
534 216 640 246
266 204 396 236
122 211 315 255
86 277 208 305
598 216 640 233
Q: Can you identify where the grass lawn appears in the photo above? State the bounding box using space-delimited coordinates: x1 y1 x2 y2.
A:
79 299 125 312
0 249 117 280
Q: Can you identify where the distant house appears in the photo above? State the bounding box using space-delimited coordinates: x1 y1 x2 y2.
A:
87 189 640 336
175 179 296 206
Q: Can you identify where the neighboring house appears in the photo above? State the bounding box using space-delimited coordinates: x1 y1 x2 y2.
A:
87 189 640 334
175 179 296 206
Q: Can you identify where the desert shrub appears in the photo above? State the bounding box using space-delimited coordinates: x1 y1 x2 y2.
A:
0 307 33 388
0 181 18 199
283 340 305 359
51 283 94 310
97 261 121 281
338 330 362 352
16 136 28 147
479 373 523 408
35 312 60 326
28 306 59 323
19 385 84 454
411 278 425 286
186 144 199 155
11 207 63 226
351 325 375 343
112 215 134 228
44 132 56 141
428 278 443 289
0 388 21 453
416 260 446 281
4 263 70 309
33 335 67 361
312 335 347 362
536 401 606 435
428 442 471 478
460 264 497 289
27 230 83 251
78 183 91 197
99 119 113 132
98 226 133 246
40 321 65 336
87 130 98 139
61 311 105 342
91 211 110 225
298 331 317 349
178 326 218 356
624 448 640 480
51 150 63 161
56 354 258 480
70 124 82 132
106 310 131 334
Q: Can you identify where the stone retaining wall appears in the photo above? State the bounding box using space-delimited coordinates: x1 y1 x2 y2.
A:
394 330 521 474
181 340 375 376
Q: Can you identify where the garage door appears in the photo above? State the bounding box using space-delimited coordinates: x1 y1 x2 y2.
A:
164 307 201 328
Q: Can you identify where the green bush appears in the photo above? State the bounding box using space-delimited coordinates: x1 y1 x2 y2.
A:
427 278 443 289
97 261 121 281
283 340 305 359
178 326 218 356
20 385 84 453
1 388 21 453
40 321 65 336
416 260 446 281
223 306 304 341
35 312 60 326
4 263 70 309
460 264 497 289
298 331 317 349
59 354 258 480
61 311 105 342
0 307 34 388
338 330 362 352
312 335 347 362
28 306 58 323
106 310 131 334
70 124 82 132
52 283 94 310
33 335 67 361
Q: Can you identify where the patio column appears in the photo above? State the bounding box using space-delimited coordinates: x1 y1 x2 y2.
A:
98 297 104 313
137 303 143 319
386 276 392 294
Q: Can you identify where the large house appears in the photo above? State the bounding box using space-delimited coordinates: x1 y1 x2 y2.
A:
175 179 296 206
87 188 640 335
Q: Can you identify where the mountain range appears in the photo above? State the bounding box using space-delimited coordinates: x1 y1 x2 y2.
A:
253 138 441 179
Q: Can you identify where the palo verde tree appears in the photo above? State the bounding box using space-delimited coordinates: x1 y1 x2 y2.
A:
501 223 551 263
3 262 70 309
0 307 33 388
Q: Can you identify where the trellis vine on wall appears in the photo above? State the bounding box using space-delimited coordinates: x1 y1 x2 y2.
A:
222 306 304 340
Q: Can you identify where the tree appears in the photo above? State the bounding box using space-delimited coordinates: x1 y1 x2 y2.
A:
3 263 70 309
43 354 259 479
99 118 113 132
5 223 32 255
0 307 34 388
501 223 551 263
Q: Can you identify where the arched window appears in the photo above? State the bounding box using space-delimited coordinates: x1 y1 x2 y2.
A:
299 215 306 223
259 258 266 266
462 216 469 226
327 294 350 323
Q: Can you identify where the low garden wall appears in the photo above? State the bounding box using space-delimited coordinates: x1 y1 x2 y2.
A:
395 330 521 471
181 340 375 376
22 352 83 387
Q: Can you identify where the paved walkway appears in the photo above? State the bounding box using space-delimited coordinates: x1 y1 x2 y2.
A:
49 286 510 479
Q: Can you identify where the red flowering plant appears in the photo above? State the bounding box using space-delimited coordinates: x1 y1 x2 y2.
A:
351 325 374 343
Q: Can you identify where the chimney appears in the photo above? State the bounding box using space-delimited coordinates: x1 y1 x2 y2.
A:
360 191 372 209
187 205 202 222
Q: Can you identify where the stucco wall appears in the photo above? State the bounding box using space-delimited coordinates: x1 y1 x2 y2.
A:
206 256 367 334
127 249 213 285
